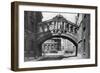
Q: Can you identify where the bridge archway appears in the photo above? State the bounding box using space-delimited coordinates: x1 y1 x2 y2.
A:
36 14 79 58
38 35 78 47
37 33 78 57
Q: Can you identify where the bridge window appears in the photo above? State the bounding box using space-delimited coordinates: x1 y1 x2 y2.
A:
70 26 73 32
75 28 77 33
65 23 69 32
55 22 58 30
69 25 71 32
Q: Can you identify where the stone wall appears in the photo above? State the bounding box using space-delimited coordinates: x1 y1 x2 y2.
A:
24 11 43 58
77 14 90 58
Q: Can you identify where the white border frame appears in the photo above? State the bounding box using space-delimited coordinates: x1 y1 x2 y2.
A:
18 5 96 68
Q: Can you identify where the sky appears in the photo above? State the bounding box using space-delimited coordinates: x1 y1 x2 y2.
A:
42 12 78 24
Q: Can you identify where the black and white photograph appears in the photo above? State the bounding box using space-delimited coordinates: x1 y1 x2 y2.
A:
11 2 97 71
24 11 90 62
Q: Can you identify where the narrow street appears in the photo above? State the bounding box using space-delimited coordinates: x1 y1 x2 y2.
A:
24 53 84 61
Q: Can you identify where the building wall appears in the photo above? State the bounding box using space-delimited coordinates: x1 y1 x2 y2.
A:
24 11 43 58
82 14 90 58
77 14 90 58
42 38 61 53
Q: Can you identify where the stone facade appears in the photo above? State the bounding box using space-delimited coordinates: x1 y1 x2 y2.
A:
77 14 90 58
24 11 43 58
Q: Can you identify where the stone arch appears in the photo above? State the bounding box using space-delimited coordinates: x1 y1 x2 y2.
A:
38 35 77 47
37 33 78 56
